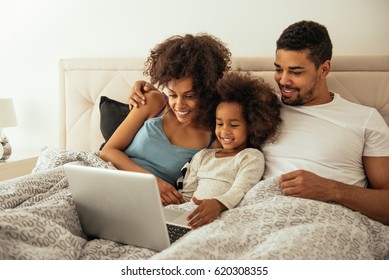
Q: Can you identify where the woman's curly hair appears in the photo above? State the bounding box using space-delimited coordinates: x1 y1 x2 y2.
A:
216 72 282 149
143 33 231 129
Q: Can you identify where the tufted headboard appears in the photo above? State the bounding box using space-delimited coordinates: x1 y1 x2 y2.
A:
59 56 389 152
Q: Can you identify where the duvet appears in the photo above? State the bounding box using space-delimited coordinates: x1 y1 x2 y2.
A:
1 147 388 260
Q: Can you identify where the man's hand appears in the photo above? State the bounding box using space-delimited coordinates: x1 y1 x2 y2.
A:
187 197 227 229
156 178 185 206
279 170 336 202
129 80 158 109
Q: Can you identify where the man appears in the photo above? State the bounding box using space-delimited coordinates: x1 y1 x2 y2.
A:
129 21 389 225
266 20 389 225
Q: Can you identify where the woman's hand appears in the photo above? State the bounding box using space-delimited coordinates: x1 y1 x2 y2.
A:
156 177 185 206
129 80 158 109
187 197 227 229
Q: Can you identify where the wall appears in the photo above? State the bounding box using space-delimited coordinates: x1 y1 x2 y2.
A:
0 0 388 154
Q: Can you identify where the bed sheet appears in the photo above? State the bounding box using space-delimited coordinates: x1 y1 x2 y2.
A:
1 147 388 260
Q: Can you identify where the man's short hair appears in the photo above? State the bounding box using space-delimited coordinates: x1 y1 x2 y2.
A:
276 20 333 68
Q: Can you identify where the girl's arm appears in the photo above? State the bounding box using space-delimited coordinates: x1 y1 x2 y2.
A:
213 149 265 209
187 149 265 228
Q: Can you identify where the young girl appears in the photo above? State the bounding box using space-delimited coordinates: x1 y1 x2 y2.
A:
180 72 282 229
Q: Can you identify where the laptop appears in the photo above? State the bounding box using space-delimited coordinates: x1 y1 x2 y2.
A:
64 163 191 252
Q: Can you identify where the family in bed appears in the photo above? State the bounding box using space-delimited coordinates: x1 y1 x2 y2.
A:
100 20 389 228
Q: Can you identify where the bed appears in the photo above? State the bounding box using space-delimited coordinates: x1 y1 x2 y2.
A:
1 56 388 260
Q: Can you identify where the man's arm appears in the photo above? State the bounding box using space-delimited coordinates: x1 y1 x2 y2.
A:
279 156 389 225
336 156 389 224
129 80 158 109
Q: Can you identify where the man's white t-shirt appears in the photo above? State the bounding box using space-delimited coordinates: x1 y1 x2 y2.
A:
262 92 389 187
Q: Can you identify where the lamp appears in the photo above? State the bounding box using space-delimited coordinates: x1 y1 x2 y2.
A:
0 98 18 161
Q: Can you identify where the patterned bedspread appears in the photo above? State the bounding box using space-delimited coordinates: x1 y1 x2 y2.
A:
1 147 388 260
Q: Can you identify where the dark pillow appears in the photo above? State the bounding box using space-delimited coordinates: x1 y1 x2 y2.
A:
99 96 130 150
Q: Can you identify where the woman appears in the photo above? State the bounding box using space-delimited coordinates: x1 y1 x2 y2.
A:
100 33 231 206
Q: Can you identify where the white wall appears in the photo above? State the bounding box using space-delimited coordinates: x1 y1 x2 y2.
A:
1 0 388 154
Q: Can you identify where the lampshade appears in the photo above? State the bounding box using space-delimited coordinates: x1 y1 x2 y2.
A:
0 98 17 128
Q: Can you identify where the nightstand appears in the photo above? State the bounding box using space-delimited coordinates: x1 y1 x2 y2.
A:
0 153 38 182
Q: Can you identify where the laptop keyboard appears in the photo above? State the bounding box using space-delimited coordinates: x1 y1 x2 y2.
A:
167 223 191 244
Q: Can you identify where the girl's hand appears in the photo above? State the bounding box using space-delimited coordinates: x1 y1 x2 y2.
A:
187 197 227 229
156 178 185 206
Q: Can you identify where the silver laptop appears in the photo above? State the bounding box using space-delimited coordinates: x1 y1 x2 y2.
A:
64 163 191 252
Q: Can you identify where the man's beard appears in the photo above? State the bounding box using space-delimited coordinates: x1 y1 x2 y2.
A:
280 80 317 106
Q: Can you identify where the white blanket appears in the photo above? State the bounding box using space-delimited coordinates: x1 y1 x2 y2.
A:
1 147 388 260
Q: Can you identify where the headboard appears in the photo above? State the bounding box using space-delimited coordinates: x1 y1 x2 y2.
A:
59 56 389 152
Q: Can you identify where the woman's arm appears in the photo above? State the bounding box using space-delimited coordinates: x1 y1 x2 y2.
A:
100 92 184 205
100 91 164 170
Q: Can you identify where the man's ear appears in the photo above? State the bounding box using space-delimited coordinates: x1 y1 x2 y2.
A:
320 60 331 79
